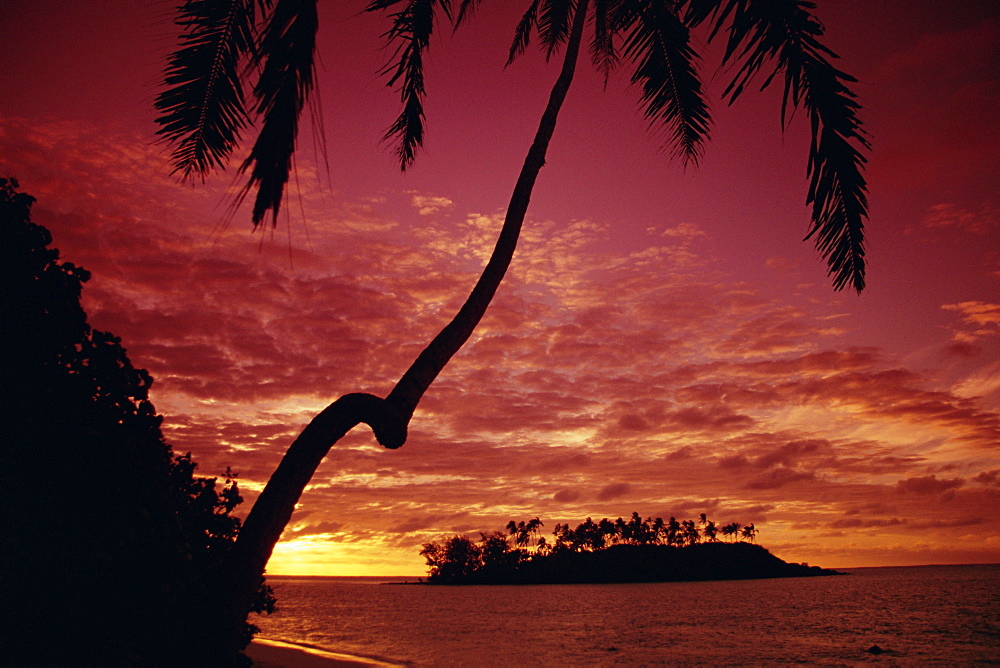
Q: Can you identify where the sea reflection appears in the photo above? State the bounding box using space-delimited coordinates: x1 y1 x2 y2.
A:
256 565 1000 665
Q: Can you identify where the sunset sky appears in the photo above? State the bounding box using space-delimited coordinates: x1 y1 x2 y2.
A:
2 1 998 575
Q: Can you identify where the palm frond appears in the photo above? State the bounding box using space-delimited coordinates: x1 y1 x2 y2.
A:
454 0 483 28
705 0 869 291
677 0 731 36
507 0 542 66
155 0 259 181
800 57 869 292
538 0 576 61
369 0 449 170
239 0 319 227
590 0 622 82
619 1 711 165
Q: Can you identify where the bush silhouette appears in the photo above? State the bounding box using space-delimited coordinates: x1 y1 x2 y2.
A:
0 178 273 665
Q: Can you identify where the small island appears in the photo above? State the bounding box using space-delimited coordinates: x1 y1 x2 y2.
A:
420 513 837 585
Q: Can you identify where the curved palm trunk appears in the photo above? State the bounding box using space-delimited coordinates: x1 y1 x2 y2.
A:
212 1 592 662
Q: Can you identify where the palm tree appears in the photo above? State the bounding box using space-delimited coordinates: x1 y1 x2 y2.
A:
506 519 519 547
514 520 531 549
156 0 869 660
681 518 701 545
651 516 665 545
665 516 681 546
741 523 757 543
526 517 545 549
615 515 628 543
599 517 618 545
552 522 575 551
576 517 601 550
720 520 742 542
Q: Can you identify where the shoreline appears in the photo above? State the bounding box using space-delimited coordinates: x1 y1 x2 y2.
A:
247 638 402 667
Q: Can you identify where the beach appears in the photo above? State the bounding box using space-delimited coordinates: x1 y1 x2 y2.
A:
247 638 399 667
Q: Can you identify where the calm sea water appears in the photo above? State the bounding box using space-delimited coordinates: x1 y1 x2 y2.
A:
255 565 999 666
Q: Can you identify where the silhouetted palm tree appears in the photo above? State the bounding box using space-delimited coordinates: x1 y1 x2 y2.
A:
741 523 757 543
553 522 576 552
721 521 742 542
525 517 544 549
651 516 665 545
627 512 647 544
516 520 527 548
615 516 629 543
681 519 701 545
599 517 618 545
156 0 870 658
576 517 601 550
666 516 681 546
506 519 519 547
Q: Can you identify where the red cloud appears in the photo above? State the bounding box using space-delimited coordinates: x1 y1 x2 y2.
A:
896 475 965 495
596 482 631 501
5 114 999 572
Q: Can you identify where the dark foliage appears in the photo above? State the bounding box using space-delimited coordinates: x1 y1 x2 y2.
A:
239 0 319 227
154 0 259 181
422 513 835 585
159 1 868 292
487 542 838 585
0 178 275 665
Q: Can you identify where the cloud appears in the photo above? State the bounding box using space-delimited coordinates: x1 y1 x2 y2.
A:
596 483 631 501
745 466 815 490
973 470 999 486
918 203 999 235
829 517 906 529
5 115 999 573
553 489 581 503
294 521 344 536
653 222 706 239
896 475 964 496
410 193 454 216
942 301 1000 343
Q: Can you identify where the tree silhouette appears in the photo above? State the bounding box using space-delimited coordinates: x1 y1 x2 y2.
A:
721 521 743 542
506 519 520 546
665 516 681 546
156 0 870 658
526 516 545 548
421 513 826 584
600 517 619 546
0 179 275 665
683 519 702 545
421 534 482 581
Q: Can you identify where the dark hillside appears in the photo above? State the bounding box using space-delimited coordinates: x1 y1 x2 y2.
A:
508 542 836 585
422 515 837 585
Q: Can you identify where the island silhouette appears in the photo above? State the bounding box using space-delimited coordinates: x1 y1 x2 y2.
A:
421 513 837 585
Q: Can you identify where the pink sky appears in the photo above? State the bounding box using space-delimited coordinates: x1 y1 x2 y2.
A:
2 1 998 574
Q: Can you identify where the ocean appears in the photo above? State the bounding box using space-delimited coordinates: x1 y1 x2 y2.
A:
254 564 999 665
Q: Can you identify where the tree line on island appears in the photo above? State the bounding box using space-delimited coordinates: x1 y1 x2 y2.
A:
421 513 835 585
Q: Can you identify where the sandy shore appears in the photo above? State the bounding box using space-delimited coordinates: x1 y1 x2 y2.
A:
246 638 401 667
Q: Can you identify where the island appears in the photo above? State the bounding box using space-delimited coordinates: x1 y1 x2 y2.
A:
420 513 838 585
